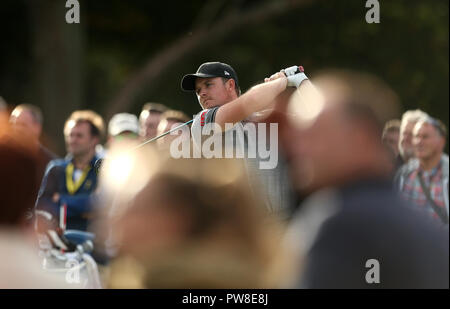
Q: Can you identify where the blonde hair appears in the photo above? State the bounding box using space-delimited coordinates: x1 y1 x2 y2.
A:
400 109 428 134
159 109 190 123
139 102 168 124
156 109 190 136
109 158 294 288
11 104 43 125
64 110 105 138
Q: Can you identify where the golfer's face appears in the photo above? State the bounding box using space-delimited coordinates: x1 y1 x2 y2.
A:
195 77 232 109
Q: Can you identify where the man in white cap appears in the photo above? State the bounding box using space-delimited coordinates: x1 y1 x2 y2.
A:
107 113 140 147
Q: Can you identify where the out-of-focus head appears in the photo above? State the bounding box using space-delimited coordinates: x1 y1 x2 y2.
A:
108 113 139 146
413 116 446 162
382 119 401 158
283 70 400 193
0 97 8 123
399 109 429 161
9 104 43 140
114 158 262 256
0 123 39 227
102 153 292 288
64 110 104 158
156 110 190 147
0 97 6 110
139 103 168 140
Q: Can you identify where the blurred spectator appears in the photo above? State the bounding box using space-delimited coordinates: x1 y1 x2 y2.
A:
107 112 140 147
0 96 6 108
9 104 58 186
139 102 168 140
91 112 141 265
382 119 401 165
0 96 8 124
0 123 68 288
396 116 448 225
35 110 104 231
107 158 292 288
280 70 448 288
156 109 190 148
398 109 429 165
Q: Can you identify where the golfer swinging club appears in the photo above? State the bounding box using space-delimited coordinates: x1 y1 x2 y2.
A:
180 62 310 218
96 63 310 218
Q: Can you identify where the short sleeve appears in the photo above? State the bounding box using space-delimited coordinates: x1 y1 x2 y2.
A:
191 107 220 148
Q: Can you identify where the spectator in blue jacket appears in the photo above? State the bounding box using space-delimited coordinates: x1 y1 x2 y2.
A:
35 110 104 231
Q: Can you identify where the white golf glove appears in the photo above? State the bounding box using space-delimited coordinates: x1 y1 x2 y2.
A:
282 65 308 88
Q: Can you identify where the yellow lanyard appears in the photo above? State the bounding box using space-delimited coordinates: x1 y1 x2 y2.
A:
66 163 91 195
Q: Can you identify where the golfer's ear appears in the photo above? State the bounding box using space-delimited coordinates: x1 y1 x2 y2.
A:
227 79 236 93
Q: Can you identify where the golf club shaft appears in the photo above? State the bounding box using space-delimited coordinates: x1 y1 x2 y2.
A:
130 119 193 151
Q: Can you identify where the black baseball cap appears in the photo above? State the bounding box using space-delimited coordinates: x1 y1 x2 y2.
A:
181 62 239 92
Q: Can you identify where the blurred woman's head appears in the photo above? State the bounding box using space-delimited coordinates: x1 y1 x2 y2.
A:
115 158 266 256
109 157 290 288
0 122 39 227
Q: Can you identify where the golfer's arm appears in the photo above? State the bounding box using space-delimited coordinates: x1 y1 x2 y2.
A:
214 77 287 129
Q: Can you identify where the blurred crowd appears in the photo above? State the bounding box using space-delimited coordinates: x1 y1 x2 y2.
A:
0 63 448 289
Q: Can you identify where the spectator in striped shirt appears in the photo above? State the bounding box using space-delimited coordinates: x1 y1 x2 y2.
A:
396 116 448 225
